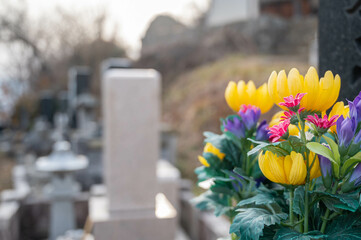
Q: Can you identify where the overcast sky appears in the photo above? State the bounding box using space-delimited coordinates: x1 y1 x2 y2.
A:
28 0 210 58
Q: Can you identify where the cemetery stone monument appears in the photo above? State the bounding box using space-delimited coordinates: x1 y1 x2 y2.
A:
89 69 177 240
319 0 361 100
36 140 88 240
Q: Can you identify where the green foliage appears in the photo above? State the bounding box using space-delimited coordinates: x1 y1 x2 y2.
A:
326 212 361 239
341 152 361 177
237 186 281 207
311 191 360 213
293 186 305 216
274 228 326 240
230 206 288 240
248 137 305 157
192 190 234 217
306 142 340 178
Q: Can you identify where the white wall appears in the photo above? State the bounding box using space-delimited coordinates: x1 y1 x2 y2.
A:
206 0 259 27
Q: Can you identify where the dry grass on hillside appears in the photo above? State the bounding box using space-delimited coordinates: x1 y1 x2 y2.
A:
163 54 311 180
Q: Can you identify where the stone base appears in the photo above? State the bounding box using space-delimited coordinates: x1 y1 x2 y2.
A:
89 194 177 240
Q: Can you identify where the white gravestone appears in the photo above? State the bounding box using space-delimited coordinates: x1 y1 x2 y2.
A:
90 69 177 239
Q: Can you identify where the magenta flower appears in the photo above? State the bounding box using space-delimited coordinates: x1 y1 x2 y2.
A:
279 93 306 110
268 119 290 142
306 114 338 130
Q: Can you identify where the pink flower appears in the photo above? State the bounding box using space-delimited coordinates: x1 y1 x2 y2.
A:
239 104 260 113
268 119 290 142
280 108 305 121
279 93 306 109
306 114 338 130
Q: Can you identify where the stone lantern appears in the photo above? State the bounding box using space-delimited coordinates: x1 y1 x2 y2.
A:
36 140 88 240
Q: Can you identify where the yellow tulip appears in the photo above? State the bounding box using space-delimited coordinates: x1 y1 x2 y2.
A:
258 151 320 185
268 67 341 112
325 101 349 133
225 80 273 114
198 143 225 167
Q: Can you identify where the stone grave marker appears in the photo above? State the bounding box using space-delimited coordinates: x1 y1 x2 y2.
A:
319 0 361 100
89 68 177 240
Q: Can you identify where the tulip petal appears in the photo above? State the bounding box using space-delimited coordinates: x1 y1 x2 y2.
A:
256 83 273 113
289 152 307 185
288 68 304 97
302 67 319 110
237 81 247 106
259 152 279 183
268 71 284 107
276 70 290 108
225 81 240 112
309 152 321 180
245 81 256 105
198 156 210 167
204 143 225 160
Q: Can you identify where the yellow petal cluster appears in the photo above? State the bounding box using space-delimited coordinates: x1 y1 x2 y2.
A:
326 101 349 133
258 151 320 185
225 80 273 113
198 143 225 167
268 67 341 112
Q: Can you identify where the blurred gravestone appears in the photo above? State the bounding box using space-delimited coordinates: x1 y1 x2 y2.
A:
68 67 92 129
319 0 361 100
100 58 132 75
39 91 56 126
89 69 177 240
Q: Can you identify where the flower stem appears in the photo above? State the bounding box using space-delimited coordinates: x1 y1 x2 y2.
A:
297 112 310 233
320 182 339 233
289 188 295 227
304 180 310 233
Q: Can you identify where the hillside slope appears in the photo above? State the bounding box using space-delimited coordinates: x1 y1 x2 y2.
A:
163 54 310 179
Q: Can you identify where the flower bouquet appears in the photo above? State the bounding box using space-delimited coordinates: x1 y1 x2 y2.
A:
194 67 361 240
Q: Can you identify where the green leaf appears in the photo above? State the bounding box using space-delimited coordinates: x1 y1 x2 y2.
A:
293 186 305 216
306 142 339 178
192 190 233 217
341 152 361 177
306 142 336 164
311 191 359 213
323 135 340 163
237 191 278 207
326 212 361 240
229 206 288 240
274 228 326 240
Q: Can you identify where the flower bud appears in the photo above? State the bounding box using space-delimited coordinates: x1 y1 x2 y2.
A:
238 105 261 130
223 117 245 138
342 163 361 193
255 120 269 141
319 155 332 188
336 116 356 147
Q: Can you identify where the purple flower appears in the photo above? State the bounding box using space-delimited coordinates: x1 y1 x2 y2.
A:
238 105 261 130
319 155 332 177
348 163 361 187
223 117 245 138
348 92 361 123
336 116 356 147
354 130 361 144
342 163 361 192
319 155 332 188
256 120 269 141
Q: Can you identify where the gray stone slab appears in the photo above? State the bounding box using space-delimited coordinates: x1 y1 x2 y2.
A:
319 0 361 100
102 69 160 214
